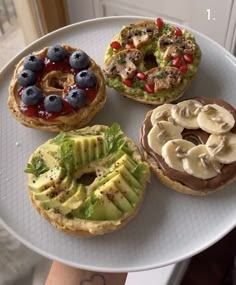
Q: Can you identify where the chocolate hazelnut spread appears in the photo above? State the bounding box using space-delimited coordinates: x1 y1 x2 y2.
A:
141 97 236 191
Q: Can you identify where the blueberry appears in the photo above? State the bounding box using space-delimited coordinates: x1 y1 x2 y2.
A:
23 54 44 72
18 69 36 87
69 50 90 70
67 89 87 109
44 94 62 112
75 70 97 88
21 86 43 106
47 45 67 62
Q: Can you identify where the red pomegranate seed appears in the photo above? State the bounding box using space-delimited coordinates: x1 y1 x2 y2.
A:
123 79 133 87
145 83 154 93
175 27 182 37
183 54 193 63
110 41 122 50
172 57 181 67
179 64 188 73
136 73 146 80
156 18 164 29
125 43 135 49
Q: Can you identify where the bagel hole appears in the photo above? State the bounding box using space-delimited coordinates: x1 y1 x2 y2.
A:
77 173 97 186
144 54 158 70
183 135 202 145
50 77 66 89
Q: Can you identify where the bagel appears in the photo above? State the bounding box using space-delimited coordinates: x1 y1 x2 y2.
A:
104 18 201 105
25 124 150 236
8 44 106 132
140 97 236 196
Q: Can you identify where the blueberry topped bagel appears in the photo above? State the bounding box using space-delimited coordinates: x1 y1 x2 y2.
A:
104 18 201 105
25 123 150 236
8 44 106 132
140 97 236 196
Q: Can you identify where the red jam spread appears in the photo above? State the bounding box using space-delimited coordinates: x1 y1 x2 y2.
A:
18 54 97 120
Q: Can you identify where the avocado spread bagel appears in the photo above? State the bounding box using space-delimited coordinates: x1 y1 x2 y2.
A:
104 18 201 105
8 44 106 132
25 124 150 236
140 97 236 196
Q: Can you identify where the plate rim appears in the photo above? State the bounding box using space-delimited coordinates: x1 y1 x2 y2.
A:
1 15 236 273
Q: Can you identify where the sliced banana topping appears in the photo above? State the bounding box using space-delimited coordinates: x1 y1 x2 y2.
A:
162 139 195 172
197 104 235 134
150 104 184 132
206 132 236 164
147 121 182 155
182 145 222 179
171 99 203 129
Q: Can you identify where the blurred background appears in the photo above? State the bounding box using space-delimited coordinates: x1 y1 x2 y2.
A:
1 0 236 69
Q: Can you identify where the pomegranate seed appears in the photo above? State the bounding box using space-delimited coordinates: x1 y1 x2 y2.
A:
136 73 146 80
110 41 122 50
125 43 135 49
172 57 181 67
183 54 193 63
123 79 133 87
145 83 154 93
175 27 182 37
179 64 188 73
156 18 164 29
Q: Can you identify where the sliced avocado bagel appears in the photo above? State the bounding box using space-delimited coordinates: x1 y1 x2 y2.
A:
104 18 201 105
25 123 150 236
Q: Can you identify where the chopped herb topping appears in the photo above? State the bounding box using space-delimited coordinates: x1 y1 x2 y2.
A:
132 163 149 179
52 132 69 145
25 156 49 177
104 123 126 154
117 55 126 64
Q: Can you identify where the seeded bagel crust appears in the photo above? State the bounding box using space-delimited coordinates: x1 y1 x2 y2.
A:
27 125 150 237
8 44 106 132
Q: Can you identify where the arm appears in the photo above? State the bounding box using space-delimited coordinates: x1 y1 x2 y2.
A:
45 261 127 285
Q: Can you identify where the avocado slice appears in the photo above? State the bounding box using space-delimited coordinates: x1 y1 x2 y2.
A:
112 174 139 205
33 175 72 201
85 192 123 220
28 167 65 193
39 180 77 215
62 184 86 210
98 180 133 213
35 143 59 168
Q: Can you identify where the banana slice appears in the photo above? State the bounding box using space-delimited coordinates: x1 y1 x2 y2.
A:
182 145 222 179
147 121 182 155
162 139 195 172
197 104 235 134
206 132 236 164
150 104 184 132
171 99 203 129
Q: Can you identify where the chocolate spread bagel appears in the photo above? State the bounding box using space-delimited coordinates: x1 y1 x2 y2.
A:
8 44 106 132
140 97 236 195
104 18 201 105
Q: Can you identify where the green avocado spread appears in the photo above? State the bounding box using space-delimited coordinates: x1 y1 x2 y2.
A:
25 124 150 221
104 21 201 102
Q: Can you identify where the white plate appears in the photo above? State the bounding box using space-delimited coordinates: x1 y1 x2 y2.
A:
0 16 236 273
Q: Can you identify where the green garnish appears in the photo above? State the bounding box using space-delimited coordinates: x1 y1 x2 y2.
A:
25 156 49 177
117 55 126 64
58 140 74 172
104 123 126 154
133 79 145 89
132 163 149 179
52 132 69 145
